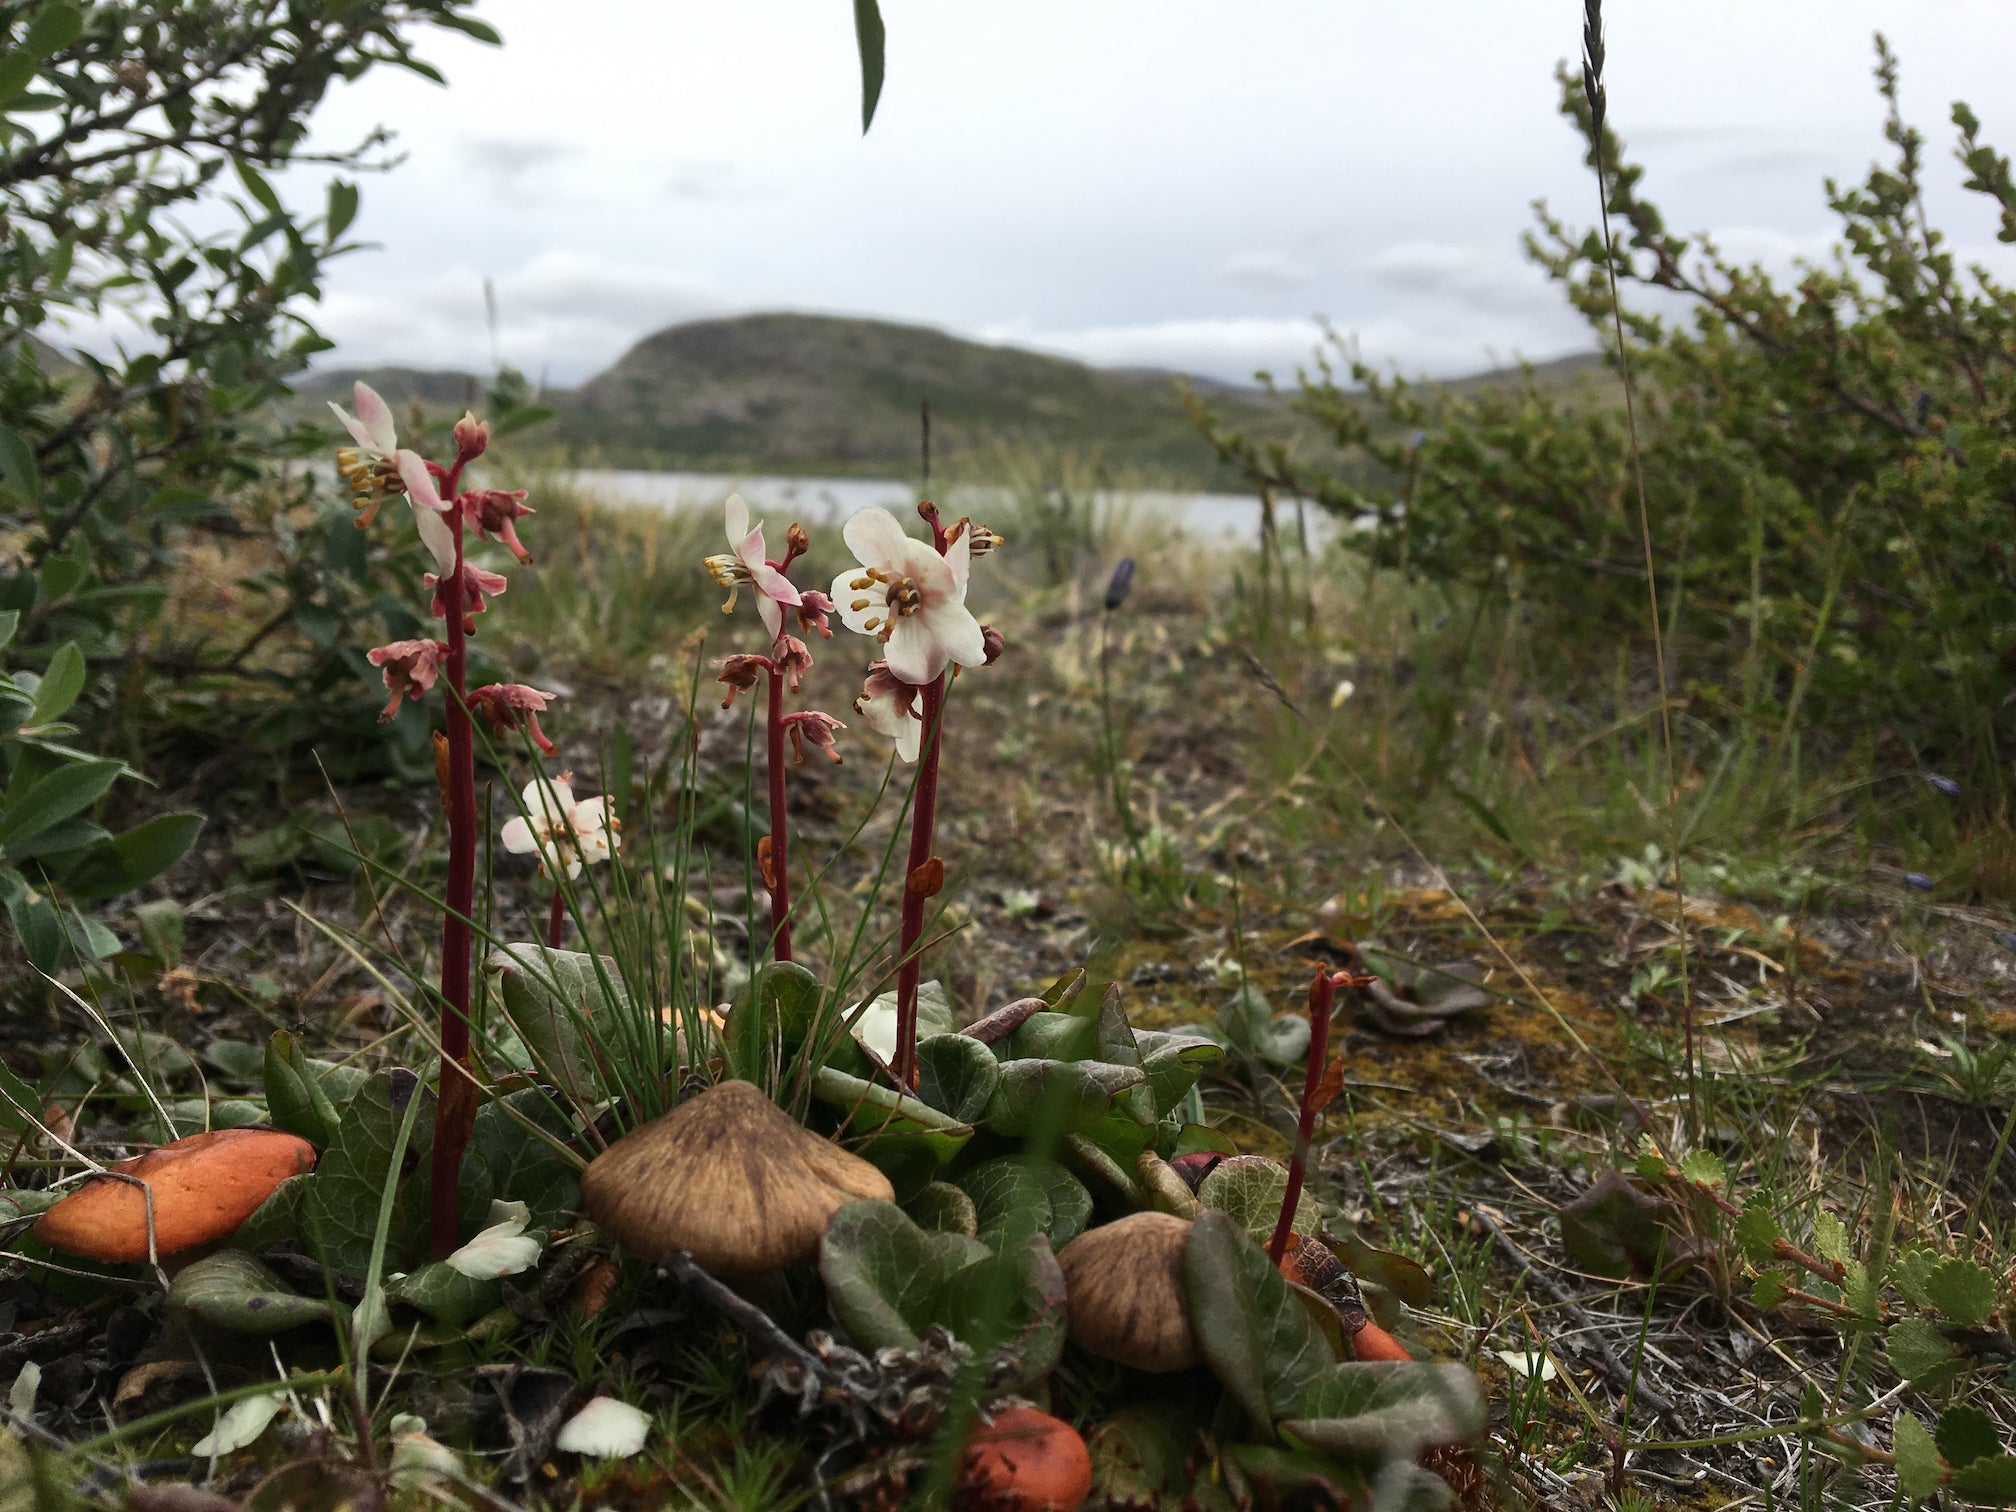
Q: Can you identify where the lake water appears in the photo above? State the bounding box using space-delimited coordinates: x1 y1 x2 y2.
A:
564 469 1335 549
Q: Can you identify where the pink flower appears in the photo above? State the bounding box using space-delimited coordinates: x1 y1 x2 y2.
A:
462 489 534 564
773 634 813 692
830 507 986 686
426 562 508 627
782 711 845 765
366 639 450 722
397 451 459 574
499 774 619 880
852 660 923 764
469 683 560 756
703 494 801 638
794 588 836 640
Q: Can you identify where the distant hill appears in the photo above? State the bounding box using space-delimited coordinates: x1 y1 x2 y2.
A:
296 313 1603 487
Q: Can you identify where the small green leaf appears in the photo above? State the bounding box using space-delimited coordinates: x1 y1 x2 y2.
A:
852 0 886 133
1891 1412 1942 1503
234 160 282 214
28 642 83 725
1734 1197 1781 1267
264 1030 340 1147
1811 1211 1849 1266
985 1058 1144 1137
301 1073 434 1274
1952 1454 2016 1502
1937 1402 2000 1470
389 1261 502 1327
1284 1362 1487 1463
1751 1269 1790 1310
913 1033 1000 1124
1842 1259 1880 1323
810 1066 974 1164
1923 1256 1998 1327
1197 1156 1317 1246
905 1181 977 1236
955 1159 1050 1249
325 179 359 241
1186 1208 1336 1430
22 3 84 57
1678 1149 1725 1187
169 1251 331 1334
0 758 124 851
431 12 504 44
1887 1317 1956 1382
818 1199 959 1351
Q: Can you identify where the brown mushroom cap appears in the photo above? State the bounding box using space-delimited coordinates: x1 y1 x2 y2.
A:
1056 1211 1199 1372
580 1079 893 1275
33 1128 316 1264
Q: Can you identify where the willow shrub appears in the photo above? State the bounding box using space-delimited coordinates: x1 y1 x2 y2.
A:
1193 38 2016 815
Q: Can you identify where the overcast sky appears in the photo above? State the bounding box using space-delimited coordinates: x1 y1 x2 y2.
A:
284 0 2016 388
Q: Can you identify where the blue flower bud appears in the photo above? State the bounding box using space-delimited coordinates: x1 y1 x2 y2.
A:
1924 774 1961 799
1903 872 1934 892
1103 557 1136 611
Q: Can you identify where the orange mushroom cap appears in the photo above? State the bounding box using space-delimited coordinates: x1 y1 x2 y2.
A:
33 1128 316 1263
958 1406 1091 1512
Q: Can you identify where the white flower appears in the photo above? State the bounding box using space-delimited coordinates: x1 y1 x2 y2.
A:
500 775 620 880
703 493 801 638
555 1396 652 1458
445 1199 543 1279
829 508 985 686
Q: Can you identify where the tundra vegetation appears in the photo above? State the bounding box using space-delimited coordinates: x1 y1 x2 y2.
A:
0 3 2014 1510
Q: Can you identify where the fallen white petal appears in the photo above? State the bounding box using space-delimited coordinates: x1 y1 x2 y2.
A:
8 1360 38 1420
555 1396 651 1457
1494 1348 1557 1382
192 1393 283 1456
391 1426 463 1484
851 997 901 1063
446 1220 543 1279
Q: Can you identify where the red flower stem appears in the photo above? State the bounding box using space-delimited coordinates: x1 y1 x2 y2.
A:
766 666 793 963
1268 968 1339 1267
546 887 566 949
430 491 480 1262
893 673 946 1090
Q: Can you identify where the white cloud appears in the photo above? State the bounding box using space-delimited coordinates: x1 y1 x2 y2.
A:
1223 251 1311 293
315 251 726 381
980 316 1329 384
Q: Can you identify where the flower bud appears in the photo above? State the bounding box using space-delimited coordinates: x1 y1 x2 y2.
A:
980 625 1006 666
1104 556 1136 611
453 411 489 461
786 522 810 560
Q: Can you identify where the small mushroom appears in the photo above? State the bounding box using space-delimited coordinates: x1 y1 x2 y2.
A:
958 1406 1092 1512
33 1128 316 1264
580 1079 893 1275
1055 1211 1198 1372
